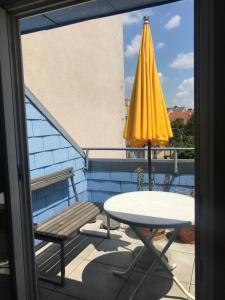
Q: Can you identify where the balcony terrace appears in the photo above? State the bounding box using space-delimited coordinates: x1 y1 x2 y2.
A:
23 89 195 300
35 152 195 300
37 215 195 300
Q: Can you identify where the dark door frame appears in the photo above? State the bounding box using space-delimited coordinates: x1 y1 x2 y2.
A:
0 0 218 299
0 7 37 300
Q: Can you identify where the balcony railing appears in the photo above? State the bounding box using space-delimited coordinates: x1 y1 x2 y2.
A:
82 147 195 174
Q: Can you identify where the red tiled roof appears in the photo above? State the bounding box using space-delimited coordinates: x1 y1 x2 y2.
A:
168 109 193 124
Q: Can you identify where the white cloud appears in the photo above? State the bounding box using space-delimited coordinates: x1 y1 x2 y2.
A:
123 9 153 25
125 75 135 98
158 72 167 84
173 77 194 107
170 52 193 69
172 98 193 108
164 15 181 30
125 76 135 86
176 91 187 97
156 42 165 49
125 34 141 58
122 12 143 25
160 12 172 24
176 77 194 96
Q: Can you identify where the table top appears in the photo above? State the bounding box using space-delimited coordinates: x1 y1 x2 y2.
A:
104 191 194 228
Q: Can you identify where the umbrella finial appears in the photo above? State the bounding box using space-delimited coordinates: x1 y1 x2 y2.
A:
143 16 150 24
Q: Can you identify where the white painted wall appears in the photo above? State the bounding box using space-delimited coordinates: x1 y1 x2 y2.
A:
21 15 125 158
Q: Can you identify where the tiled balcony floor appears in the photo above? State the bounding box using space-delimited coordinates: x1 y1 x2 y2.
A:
37 219 195 300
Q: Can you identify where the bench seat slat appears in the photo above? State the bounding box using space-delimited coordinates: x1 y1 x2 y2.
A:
53 205 102 236
35 201 103 240
50 203 101 235
38 202 101 234
31 167 73 191
31 174 71 191
37 202 91 232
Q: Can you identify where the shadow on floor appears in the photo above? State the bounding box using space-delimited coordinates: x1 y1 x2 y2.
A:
36 232 130 283
36 233 186 300
124 226 140 241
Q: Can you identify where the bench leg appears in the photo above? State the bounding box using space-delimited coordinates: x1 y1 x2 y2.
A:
107 215 111 239
60 241 66 286
37 240 66 287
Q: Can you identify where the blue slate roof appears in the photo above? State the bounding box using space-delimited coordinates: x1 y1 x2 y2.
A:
20 0 180 34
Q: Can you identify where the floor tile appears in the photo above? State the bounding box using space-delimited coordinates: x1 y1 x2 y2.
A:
155 236 195 255
161 280 192 300
117 272 190 300
111 226 143 246
80 220 109 238
56 260 125 300
38 277 58 289
63 258 84 277
37 234 103 260
86 238 139 269
189 284 195 296
132 247 194 285
168 250 194 284
98 216 143 245
35 223 195 300
37 251 83 283
45 291 81 300
36 234 103 280
38 287 53 300
66 234 104 260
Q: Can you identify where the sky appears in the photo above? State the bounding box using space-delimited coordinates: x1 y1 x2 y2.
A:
122 0 194 108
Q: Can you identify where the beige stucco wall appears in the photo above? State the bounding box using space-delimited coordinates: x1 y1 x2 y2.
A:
21 15 125 158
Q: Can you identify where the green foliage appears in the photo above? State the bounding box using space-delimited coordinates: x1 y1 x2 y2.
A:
135 167 144 191
170 114 194 159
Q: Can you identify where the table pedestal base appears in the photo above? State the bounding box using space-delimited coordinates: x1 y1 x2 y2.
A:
114 227 195 300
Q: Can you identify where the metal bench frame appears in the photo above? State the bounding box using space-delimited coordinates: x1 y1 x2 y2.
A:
31 167 110 286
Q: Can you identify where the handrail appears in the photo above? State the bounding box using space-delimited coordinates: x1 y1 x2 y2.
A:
31 167 74 191
82 147 195 174
82 147 194 151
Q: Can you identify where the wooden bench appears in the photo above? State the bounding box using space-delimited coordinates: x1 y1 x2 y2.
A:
31 167 110 286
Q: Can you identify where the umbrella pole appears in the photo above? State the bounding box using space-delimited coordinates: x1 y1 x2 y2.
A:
148 141 152 191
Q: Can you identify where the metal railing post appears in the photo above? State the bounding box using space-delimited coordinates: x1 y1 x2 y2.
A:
85 149 89 170
174 150 178 174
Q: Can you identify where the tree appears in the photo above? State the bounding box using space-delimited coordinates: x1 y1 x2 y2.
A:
170 114 194 158
185 113 194 135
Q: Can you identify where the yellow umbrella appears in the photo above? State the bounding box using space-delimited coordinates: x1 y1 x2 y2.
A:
124 16 173 190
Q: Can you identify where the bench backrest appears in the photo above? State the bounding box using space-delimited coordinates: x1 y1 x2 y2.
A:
31 167 78 201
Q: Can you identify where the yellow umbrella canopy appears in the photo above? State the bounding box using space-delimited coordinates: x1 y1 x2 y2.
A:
124 17 173 147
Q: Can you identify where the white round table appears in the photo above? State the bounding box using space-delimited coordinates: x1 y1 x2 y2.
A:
104 191 195 229
104 191 195 300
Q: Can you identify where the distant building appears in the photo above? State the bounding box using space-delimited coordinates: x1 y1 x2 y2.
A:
167 106 187 113
167 106 194 124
